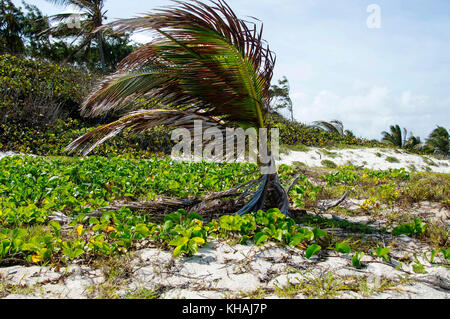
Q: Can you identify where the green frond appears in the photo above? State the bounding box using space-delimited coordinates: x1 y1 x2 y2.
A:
66 109 226 156
81 0 275 129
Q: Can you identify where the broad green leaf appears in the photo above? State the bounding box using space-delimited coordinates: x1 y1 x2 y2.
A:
335 242 351 254
135 224 150 236
313 228 328 239
441 248 450 260
49 220 61 237
173 245 185 257
89 218 99 225
188 239 199 254
289 233 307 248
305 244 321 259
296 228 314 241
254 232 269 246
375 247 391 261
190 237 205 245
352 252 364 269
169 236 189 247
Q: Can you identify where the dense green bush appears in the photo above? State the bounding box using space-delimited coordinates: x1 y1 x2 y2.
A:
0 54 92 124
0 54 390 154
0 118 174 157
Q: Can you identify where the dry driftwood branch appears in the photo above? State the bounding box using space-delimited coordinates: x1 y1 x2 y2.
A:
285 167 323 195
85 197 199 218
286 169 307 194
83 178 261 219
318 191 350 214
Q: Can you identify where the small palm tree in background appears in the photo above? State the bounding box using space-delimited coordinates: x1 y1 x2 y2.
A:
381 125 423 150
311 120 345 136
67 0 293 216
404 135 423 151
381 125 407 148
44 0 107 73
426 126 449 156
344 129 355 138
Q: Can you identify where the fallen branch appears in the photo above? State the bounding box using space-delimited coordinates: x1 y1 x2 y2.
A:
319 253 413 275
318 191 350 214
286 169 307 194
79 178 261 219
85 197 200 218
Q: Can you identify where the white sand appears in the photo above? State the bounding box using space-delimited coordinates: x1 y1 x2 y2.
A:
0 152 38 161
0 151 20 160
2 149 449 174
278 147 450 173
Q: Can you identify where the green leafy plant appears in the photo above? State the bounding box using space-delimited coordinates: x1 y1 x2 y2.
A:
385 156 400 164
352 252 364 269
440 248 450 260
61 239 86 260
375 247 391 262
289 175 321 209
321 160 337 169
0 54 90 125
305 244 321 259
412 253 426 274
335 242 351 254
392 218 427 237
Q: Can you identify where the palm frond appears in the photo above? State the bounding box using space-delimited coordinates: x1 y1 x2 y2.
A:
311 120 344 135
45 0 98 11
381 125 405 147
66 108 226 156
80 0 275 130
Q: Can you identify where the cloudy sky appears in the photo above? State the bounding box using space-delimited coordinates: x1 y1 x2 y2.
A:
13 0 450 140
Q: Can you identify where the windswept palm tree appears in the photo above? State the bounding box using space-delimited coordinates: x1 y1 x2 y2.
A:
311 120 344 136
381 125 423 151
426 126 449 156
67 0 293 216
44 0 107 73
381 125 407 148
344 130 355 138
404 135 423 151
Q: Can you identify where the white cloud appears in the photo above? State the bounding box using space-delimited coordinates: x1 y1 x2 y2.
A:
291 86 449 140
130 33 154 45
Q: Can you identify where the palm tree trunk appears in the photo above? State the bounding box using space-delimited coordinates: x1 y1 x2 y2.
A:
96 31 107 74
236 154 290 216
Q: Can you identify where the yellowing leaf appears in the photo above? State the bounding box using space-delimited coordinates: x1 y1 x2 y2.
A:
104 226 116 233
195 220 203 227
32 255 42 263
76 225 84 236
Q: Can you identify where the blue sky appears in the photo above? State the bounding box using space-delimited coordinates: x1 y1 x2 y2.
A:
13 0 450 140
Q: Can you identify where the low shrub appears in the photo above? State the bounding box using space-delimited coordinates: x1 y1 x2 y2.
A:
0 118 174 157
385 156 400 163
0 54 92 124
321 159 337 169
